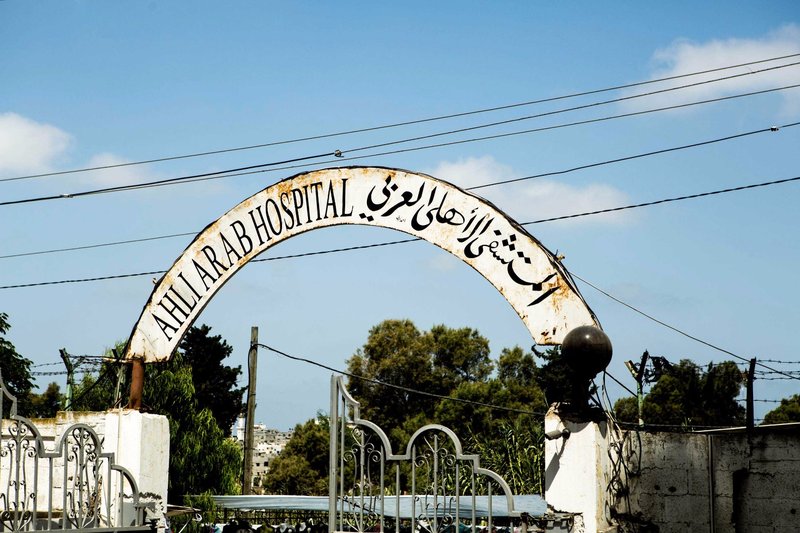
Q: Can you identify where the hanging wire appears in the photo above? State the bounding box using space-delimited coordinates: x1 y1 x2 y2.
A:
4 120 796 261
4 52 797 184
254 342 547 417
3 82 799 207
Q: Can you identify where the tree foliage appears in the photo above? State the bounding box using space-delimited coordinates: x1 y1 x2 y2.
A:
28 382 64 418
140 325 245 501
263 415 330 495
145 355 242 500
179 324 245 434
265 320 548 495
68 325 245 501
345 319 527 447
0 313 35 416
763 394 800 424
613 359 745 427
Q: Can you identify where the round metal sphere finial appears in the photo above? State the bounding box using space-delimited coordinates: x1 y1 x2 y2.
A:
561 325 613 378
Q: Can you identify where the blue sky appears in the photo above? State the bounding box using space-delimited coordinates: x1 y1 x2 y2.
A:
1 1 799 430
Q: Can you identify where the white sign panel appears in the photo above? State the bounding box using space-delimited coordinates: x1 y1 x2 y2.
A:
124 167 599 362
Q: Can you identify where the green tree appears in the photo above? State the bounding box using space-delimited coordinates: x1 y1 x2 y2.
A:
71 365 118 411
68 341 129 412
346 320 441 439
67 326 245 501
344 319 547 492
498 346 547 409
271 320 549 496
263 415 330 495
180 325 245 434
467 418 545 495
429 324 493 392
0 312 35 417
763 394 800 424
28 382 64 418
613 359 745 427
145 354 242 500
534 346 596 407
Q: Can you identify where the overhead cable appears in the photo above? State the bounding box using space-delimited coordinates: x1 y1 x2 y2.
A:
337 62 800 156
2 172 799 290
4 52 798 184
571 274 800 382
5 121 794 261
255 342 547 417
603 370 638 397
2 82 799 207
0 232 199 260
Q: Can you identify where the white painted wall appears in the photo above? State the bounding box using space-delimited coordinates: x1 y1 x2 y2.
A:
1 409 169 528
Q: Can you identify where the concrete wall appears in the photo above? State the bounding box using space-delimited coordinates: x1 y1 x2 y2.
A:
613 427 800 532
544 409 800 533
1 409 169 527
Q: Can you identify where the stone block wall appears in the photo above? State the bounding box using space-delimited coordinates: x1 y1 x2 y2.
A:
544 409 800 532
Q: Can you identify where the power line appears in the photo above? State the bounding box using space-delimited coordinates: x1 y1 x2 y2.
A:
571 274 800 382
0 269 167 289
6 121 794 261
523 174 800 225
5 52 798 184
0 151 339 207
255 342 547 417
338 62 800 157
0 231 198 260
603 370 638 397
3 82 799 207
2 171 800 290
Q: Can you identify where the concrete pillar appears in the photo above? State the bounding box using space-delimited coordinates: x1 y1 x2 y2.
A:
544 406 616 533
104 409 170 525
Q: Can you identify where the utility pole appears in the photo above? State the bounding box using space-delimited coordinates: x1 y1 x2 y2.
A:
242 327 258 494
625 351 650 427
59 349 74 411
111 348 126 408
746 358 756 433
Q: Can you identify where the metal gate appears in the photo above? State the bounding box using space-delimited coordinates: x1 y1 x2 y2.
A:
328 376 528 533
0 375 151 533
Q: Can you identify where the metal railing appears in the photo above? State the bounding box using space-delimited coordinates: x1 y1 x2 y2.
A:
328 376 526 533
0 375 149 533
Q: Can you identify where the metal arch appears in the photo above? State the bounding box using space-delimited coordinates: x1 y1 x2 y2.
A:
124 166 600 363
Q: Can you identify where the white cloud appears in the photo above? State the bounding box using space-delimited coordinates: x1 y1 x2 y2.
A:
81 152 155 186
429 155 632 226
622 24 800 116
0 112 72 175
433 154 517 189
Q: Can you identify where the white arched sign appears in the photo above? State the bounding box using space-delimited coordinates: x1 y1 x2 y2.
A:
124 167 599 362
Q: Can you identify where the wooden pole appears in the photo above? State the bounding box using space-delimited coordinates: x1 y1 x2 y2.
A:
243 327 258 494
746 358 756 433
